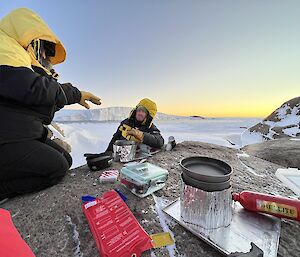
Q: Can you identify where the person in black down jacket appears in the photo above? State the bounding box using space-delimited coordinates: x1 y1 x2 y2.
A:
0 8 101 200
106 98 164 153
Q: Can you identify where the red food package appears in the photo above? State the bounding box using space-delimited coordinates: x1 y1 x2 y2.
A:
0 208 35 257
82 190 154 257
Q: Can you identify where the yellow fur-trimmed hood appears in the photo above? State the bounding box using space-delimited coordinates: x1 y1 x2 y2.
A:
0 8 66 71
129 98 158 127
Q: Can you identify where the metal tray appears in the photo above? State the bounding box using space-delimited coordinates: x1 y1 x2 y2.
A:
163 199 281 257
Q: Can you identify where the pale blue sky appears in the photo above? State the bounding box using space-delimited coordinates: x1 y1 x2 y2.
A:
1 1 300 117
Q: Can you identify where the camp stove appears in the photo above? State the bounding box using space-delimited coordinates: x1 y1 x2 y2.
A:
163 156 281 256
163 199 280 256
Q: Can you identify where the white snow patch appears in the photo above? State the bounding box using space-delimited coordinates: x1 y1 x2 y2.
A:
265 105 300 128
241 103 300 145
241 130 264 147
276 168 300 197
265 128 278 140
236 152 250 158
282 126 300 137
58 123 115 168
48 123 64 139
65 215 83 257
237 154 265 178
276 104 289 118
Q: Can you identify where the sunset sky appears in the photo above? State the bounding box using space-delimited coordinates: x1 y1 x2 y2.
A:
1 1 299 117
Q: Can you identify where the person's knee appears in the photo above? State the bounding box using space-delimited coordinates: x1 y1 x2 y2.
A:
55 157 69 177
44 138 73 168
65 153 73 168
47 154 70 181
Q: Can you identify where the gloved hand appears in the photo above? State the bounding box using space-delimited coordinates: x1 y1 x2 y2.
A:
79 91 101 109
126 128 144 142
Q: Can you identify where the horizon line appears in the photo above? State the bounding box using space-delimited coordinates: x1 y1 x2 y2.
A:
60 106 265 119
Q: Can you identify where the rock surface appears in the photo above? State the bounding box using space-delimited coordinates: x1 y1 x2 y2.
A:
243 137 300 168
1 141 300 257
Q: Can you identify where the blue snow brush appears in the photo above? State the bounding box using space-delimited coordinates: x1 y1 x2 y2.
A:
81 195 97 203
115 189 127 202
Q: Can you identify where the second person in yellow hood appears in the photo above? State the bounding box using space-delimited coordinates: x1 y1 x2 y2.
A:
0 8 101 200
106 98 164 153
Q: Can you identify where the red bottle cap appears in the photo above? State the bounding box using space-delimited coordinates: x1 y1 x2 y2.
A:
232 192 240 202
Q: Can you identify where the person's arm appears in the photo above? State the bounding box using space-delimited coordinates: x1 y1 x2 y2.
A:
0 66 81 107
105 124 122 153
0 65 101 124
142 124 164 149
59 83 82 106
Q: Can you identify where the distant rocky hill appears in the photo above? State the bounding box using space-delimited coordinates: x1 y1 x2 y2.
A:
54 107 203 122
241 97 300 145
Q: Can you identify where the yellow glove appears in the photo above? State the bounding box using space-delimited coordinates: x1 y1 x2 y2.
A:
126 128 144 142
80 91 101 109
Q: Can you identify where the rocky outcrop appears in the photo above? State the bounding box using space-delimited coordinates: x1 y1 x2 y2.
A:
1 141 299 257
241 97 300 145
243 137 300 168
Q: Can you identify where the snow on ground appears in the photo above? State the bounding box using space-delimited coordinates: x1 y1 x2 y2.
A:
240 130 265 146
241 102 300 145
65 215 83 257
236 152 250 158
265 103 300 127
237 153 265 178
57 118 260 168
275 168 300 197
283 126 300 137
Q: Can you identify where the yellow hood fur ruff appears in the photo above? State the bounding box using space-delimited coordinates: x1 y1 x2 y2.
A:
0 8 66 74
129 98 157 127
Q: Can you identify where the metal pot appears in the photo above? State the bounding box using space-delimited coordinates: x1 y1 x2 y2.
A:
180 156 232 183
113 140 137 162
181 173 231 192
180 156 233 229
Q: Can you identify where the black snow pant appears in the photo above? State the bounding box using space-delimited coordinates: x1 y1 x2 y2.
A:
0 138 72 200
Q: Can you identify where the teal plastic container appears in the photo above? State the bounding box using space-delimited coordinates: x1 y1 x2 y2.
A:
120 162 169 197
